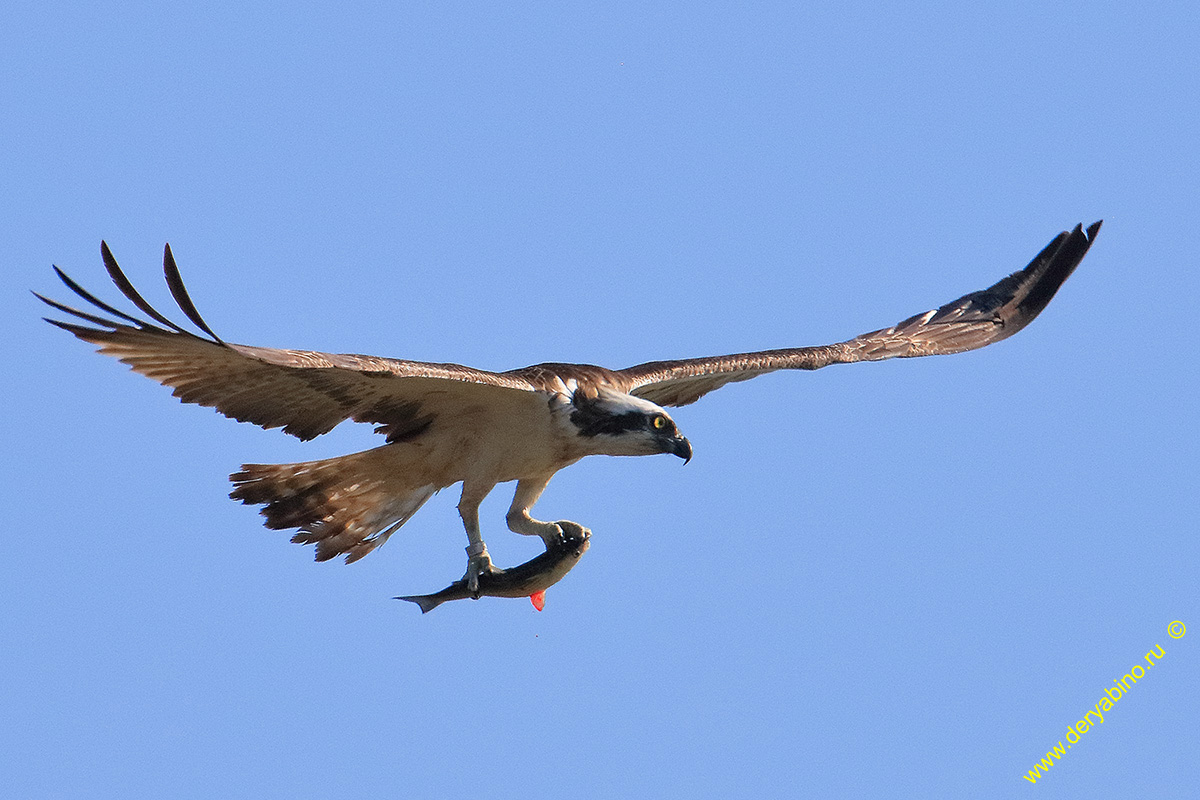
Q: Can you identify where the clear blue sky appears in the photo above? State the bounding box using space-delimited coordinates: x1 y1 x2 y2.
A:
4 2 1197 797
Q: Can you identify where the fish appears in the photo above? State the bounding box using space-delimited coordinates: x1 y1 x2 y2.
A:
396 530 591 613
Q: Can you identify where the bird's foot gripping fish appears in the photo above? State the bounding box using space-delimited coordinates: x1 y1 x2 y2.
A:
396 526 591 613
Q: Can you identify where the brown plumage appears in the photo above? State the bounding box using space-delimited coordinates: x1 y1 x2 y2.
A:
36 222 1101 594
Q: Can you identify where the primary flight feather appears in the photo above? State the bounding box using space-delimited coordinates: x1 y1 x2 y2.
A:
37 222 1101 593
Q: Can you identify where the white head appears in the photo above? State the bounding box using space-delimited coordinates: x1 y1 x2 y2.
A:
567 386 692 461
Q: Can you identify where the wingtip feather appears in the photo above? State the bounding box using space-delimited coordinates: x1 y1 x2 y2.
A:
48 263 150 328
162 242 225 344
41 316 108 338
1003 220 1100 329
100 242 196 337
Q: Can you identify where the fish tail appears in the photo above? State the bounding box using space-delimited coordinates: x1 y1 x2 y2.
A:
394 594 443 614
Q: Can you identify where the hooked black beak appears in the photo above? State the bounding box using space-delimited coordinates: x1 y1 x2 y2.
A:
671 436 692 464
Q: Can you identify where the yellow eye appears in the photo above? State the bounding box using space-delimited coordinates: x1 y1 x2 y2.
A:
652 415 668 431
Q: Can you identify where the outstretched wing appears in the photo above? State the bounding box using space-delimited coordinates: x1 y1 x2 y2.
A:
618 221 1101 407
36 242 546 441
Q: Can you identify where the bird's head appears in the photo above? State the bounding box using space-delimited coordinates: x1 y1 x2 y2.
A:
568 387 692 462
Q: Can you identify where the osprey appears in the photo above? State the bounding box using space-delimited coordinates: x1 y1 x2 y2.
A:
37 222 1100 593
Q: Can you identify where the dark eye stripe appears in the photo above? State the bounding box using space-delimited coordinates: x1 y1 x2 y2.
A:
569 393 672 438
570 404 646 437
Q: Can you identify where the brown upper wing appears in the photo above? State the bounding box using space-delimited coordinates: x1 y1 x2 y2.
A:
36 242 546 441
618 222 1101 407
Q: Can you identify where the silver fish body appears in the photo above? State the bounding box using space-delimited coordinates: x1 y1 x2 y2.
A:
396 531 590 613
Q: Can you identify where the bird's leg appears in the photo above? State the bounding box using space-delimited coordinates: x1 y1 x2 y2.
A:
457 488 496 596
506 476 591 548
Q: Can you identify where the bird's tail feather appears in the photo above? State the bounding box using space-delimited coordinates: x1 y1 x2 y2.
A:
230 449 435 563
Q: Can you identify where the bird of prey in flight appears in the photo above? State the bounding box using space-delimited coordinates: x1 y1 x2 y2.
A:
36 222 1101 594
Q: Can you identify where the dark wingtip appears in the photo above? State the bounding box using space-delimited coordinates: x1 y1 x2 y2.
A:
99 240 123 289
99 241 198 336
1006 220 1101 326
47 263 149 328
40 242 232 346
40 316 107 337
162 242 225 344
